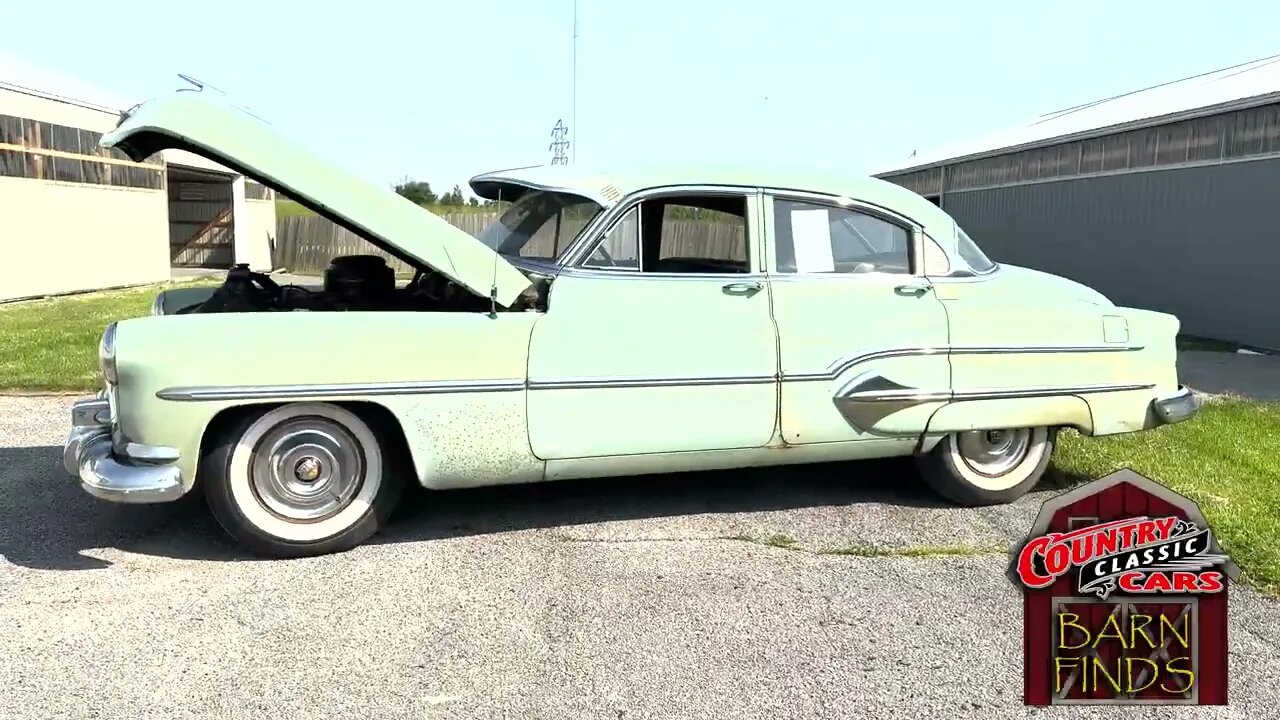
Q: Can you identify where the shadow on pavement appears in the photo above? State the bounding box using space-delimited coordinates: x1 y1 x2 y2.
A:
0 443 1069 570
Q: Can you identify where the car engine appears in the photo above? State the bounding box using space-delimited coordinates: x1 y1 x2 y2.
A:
175 255 499 314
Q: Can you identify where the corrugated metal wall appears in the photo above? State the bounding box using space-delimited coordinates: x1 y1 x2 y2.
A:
168 175 234 267
942 157 1280 349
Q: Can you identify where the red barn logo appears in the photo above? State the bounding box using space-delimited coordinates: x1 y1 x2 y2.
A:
1008 468 1239 705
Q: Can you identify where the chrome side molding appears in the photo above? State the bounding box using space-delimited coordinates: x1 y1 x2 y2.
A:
833 371 1156 433
154 344 1149 403
158 374 778 400
158 378 527 401
817 343 1145 382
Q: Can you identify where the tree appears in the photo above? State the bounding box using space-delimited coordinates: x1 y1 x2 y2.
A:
468 196 480 207
438 184 466 206
394 179 437 205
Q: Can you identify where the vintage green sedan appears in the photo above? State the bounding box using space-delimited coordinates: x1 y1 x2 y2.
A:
62 91 1198 557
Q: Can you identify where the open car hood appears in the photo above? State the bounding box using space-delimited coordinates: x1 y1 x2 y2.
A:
101 91 533 307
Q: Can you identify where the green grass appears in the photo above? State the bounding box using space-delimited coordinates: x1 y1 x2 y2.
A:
725 532 798 549
823 544 1006 558
274 198 316 219
757 533 798 549
0 280 219 391
1053 396 1280 595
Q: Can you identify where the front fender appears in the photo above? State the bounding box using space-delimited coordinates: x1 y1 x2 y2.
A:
111 311 540 491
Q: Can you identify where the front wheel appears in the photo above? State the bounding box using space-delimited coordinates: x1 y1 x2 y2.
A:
202 402 405 558
916 426 1056 506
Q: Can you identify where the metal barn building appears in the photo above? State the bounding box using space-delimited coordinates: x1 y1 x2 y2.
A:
876 54 1280 351
0 53 276 303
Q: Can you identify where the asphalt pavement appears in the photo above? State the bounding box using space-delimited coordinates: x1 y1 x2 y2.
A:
2 394 1279 719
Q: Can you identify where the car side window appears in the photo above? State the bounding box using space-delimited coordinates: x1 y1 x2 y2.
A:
655 201 748 273
583 206 640 270
580 193 752 274
773 199 912 274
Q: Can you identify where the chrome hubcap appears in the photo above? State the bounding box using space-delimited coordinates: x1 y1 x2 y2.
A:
956 428 1032 477
249 417 364 522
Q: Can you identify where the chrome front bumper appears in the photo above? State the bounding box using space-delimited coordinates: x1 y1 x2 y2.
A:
1152 385 1199 425
63 394 184 503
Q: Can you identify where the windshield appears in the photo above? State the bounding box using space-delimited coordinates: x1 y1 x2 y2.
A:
955 226 997 274
476 190 604 261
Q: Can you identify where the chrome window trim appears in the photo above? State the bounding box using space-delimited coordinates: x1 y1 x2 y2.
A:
762 189 925 278
581 204 642 272
925 267 1007 284
559 267 766 282
560 184 762 270
764 187 924 227
921 232 952 276
946 224 1001 278
756 187 1003 282
767 272 922 284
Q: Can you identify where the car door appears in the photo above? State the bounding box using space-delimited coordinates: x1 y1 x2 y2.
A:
765 190 952 443
525 187 780 459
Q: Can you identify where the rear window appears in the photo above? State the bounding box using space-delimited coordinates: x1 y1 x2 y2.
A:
955 226 997 274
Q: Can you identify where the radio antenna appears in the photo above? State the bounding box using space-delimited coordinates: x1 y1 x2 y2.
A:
488 186 502 318
572 0 578 163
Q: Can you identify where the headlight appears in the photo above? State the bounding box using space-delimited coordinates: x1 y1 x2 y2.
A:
99 322 118 384
150 293 165 316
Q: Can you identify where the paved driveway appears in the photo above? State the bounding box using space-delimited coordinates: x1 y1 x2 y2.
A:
2 395 1278 719
1179 350 1280 402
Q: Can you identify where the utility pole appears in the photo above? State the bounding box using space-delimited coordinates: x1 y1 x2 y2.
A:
545 2 579 165
549 120 570 165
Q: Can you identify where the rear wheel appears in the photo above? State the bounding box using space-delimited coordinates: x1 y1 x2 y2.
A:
202 403 405 558
916 426 1055 506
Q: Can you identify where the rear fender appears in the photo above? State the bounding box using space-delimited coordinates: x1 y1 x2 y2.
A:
924 395 1094 436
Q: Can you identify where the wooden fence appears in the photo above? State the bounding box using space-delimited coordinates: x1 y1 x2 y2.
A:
273 213 748 275
274 214 497 275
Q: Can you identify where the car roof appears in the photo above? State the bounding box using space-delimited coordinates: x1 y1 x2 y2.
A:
469 163 960 237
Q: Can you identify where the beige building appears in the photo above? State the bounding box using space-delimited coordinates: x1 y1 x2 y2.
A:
0 53 275 303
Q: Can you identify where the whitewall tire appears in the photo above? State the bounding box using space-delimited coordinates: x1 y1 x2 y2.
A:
916 426 1056 506
202 403 406 558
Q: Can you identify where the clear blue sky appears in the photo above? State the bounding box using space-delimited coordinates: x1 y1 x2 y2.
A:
8 0 1280 196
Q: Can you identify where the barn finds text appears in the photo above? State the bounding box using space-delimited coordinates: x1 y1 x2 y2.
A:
1054 609 1193 694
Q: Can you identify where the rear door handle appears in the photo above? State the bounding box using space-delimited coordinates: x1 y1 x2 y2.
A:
722 281 763 296
894 281 932 296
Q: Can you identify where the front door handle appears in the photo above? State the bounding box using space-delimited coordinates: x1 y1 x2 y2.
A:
894 281 932 296
722 281 763 296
